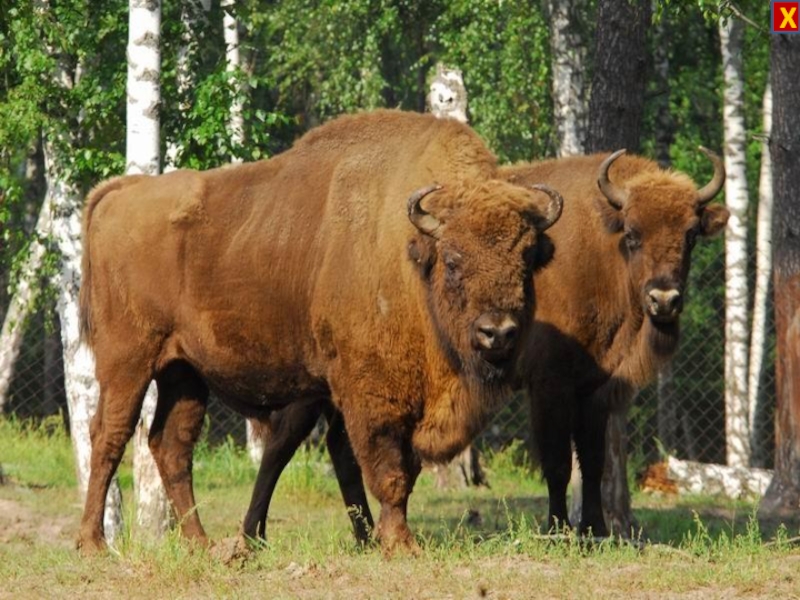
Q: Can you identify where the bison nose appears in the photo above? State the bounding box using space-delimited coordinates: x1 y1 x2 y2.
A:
646 288 683 320
472 313 520 357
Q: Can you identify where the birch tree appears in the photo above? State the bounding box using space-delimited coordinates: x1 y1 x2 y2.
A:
127 0 170 539
719 15 750 468
748 82 772 467
545 0 588 156
222 0 244 161
761 33 800 516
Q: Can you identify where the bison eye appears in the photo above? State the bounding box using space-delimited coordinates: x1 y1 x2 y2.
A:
624 229 642 251
443 252 462 272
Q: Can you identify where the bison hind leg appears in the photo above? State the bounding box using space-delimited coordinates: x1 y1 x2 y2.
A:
149 361 210 545
78 357 155 554
241 401 325 542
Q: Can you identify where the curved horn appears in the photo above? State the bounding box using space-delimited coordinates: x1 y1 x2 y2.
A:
529 184 564 231
407 184 444 237
597 149 628 211
696 146 726 206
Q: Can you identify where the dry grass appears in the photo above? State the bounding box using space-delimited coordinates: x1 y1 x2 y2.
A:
1 418 799 599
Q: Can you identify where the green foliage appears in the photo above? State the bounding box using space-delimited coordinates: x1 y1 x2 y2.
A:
434 0 552 162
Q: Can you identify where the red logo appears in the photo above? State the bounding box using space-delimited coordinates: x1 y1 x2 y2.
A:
772 1 800 33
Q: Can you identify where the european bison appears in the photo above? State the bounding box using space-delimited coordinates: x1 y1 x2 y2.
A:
503 149 728 536
77 109 564 554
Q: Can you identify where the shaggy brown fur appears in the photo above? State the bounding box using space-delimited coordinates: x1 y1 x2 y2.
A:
501 152 729 536
76 109 562 555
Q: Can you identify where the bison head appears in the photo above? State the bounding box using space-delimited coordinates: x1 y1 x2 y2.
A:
596 148 729 349
407 180 563 380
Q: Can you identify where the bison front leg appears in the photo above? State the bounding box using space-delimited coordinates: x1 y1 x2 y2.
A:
346 416 421 556
323 407 374 545
148 362 209 545
530 385 574 533
574 399 609 538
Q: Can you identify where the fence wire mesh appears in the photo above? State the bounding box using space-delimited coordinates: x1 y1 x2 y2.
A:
0 241 777 472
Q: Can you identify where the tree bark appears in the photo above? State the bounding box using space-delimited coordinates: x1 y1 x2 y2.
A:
581 0 650 534
127 0 170 540
748 82 773 467
546 0 588 156
719 16 751 468
585 0 650 153
761 33 800 516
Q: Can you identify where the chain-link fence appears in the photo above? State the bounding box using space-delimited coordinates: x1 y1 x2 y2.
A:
0 241 776 471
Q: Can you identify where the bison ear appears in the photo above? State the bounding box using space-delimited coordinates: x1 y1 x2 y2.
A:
700 203 729 238
407 238 435 278
530 233 555 271
594 196 624 234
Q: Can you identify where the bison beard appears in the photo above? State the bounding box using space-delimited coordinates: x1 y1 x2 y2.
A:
75 109 563 556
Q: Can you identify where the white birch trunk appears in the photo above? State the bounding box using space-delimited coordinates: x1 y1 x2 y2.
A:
43 142 124 545
546 0 588 156
0 204 51 410
127 0 162 176
748 82 773 465
164 0 211 172
222 0 244 162
127 0 170 539
719 17 751 468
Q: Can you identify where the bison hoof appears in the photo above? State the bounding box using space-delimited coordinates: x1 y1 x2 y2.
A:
378 532 421 558
76 535 108 557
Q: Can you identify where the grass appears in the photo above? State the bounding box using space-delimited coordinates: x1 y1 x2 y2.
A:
1 417 799 599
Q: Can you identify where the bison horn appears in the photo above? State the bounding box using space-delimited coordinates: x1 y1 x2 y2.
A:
597 149 629 211
407 184 444 237
696 146 726 206
528 184 564 231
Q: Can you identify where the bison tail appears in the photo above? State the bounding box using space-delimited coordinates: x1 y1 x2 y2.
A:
79 177 126 347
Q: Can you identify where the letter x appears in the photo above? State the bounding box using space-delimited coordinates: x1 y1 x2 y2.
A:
781 6 798 29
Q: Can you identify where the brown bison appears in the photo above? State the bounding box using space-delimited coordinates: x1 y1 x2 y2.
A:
77 109 564 554
503 149 728 536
